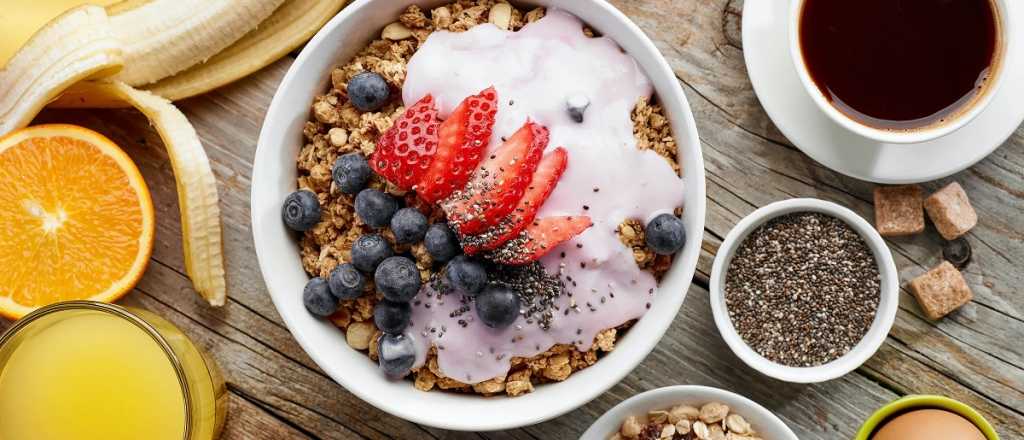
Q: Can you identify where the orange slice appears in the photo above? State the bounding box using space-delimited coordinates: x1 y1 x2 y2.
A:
0 124 154 319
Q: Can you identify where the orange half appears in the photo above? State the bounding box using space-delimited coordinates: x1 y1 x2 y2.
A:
0 124 154 319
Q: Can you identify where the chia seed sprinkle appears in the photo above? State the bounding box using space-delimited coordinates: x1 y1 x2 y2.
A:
724 212 880 367
489 262 566 330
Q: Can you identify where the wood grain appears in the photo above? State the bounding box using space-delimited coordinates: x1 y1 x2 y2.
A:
2 0 1021 438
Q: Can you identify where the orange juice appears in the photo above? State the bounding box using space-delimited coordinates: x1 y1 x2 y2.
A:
0 302 226 440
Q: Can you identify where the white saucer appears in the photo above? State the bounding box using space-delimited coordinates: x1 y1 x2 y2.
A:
742 0 1024 184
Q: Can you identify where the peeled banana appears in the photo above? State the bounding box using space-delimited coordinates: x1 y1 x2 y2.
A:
145 0 348 101
111 0 286 86
50 0 348 106
0 6 123 135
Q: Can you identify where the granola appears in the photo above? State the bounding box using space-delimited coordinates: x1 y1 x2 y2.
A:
297 1 680 396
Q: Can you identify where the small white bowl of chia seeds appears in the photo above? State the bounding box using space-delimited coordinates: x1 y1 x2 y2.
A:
709 198 898 383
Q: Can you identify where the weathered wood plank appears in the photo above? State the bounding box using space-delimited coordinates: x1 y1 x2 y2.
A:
222 392 313 440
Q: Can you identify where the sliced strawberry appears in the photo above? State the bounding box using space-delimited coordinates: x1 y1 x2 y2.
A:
441 121 548 235
461 147 568 255
416 87 498 204
370 94 441 190
485 216 593 265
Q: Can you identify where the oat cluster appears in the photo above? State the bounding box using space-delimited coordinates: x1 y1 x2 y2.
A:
618 218 675 277
297 0 680 396
613 402 763 440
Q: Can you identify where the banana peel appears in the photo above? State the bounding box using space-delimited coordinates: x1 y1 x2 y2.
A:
105 0 152 15
81 81 227 306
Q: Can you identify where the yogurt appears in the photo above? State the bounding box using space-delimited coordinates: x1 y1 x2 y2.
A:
402 9 686 384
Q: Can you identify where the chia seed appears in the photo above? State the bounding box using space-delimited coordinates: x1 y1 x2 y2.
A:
724 212 880 367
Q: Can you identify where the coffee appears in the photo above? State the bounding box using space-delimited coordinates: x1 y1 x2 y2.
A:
799 0 999 131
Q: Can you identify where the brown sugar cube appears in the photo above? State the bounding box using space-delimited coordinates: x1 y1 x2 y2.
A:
874 185 925 236
909 261 973 320
924 182 977 240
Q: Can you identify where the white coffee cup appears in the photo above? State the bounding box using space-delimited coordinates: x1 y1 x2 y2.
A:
788 0 1009 145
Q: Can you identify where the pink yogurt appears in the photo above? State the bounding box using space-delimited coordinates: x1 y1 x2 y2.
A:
402 9 686 384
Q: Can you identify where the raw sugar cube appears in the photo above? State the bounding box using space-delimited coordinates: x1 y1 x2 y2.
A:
874 185 925 236
924 182 977 240
909 261 973 320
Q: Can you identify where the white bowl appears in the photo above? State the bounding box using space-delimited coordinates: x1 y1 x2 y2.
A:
581 385 799 440
709 198 898 384
251 0 706 431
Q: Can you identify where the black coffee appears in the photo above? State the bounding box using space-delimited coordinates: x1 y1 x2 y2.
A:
800 0 999 130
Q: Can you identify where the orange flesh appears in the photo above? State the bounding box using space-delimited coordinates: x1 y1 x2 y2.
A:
0 126 153 317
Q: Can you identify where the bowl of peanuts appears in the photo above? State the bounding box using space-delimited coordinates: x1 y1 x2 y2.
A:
581 385 798 440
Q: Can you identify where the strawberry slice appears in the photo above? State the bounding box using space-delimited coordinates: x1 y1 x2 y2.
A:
461 147 568 255
370 94 441 190
485 216 593 265
416 87 498 204
441 121 548 235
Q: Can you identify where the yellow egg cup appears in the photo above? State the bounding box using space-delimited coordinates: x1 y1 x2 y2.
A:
855 395 999 440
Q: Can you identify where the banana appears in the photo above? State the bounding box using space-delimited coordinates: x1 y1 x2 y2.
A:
1 0 345 307
0 6 123 137
65 81 228 306
110 0 286 86
145 0 348 101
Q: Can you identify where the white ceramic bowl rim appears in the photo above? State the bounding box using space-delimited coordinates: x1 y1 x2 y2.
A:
709 198 899 383
581 385 799 440
787 0 1010 145
251 0 707 431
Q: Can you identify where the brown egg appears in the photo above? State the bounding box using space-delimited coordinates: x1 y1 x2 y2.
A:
872 409 986 440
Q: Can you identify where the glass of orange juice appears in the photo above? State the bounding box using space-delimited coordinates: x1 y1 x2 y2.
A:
0 301 227 440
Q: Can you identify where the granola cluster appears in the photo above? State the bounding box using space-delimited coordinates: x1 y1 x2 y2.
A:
633 97 681 175
617 219 674 278
296 1 680 396
613 402 764 440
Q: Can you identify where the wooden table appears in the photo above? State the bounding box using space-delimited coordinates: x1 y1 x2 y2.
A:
5 1 1022 438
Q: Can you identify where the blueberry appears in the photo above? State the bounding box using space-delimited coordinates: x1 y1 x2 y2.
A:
347 72 391 112
645 213 687 255
566 94 590 123
445 255 487 296
374 256 422 302
281 190 321 231
424 223 460 263
328 263 365 300
943 237 972 269
355 188 399 228
390 207 429 244
351 234 394 272
374 300 412 334
475 285 521 329
332 153 372 194
377 333 416 378
302 277 337 317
